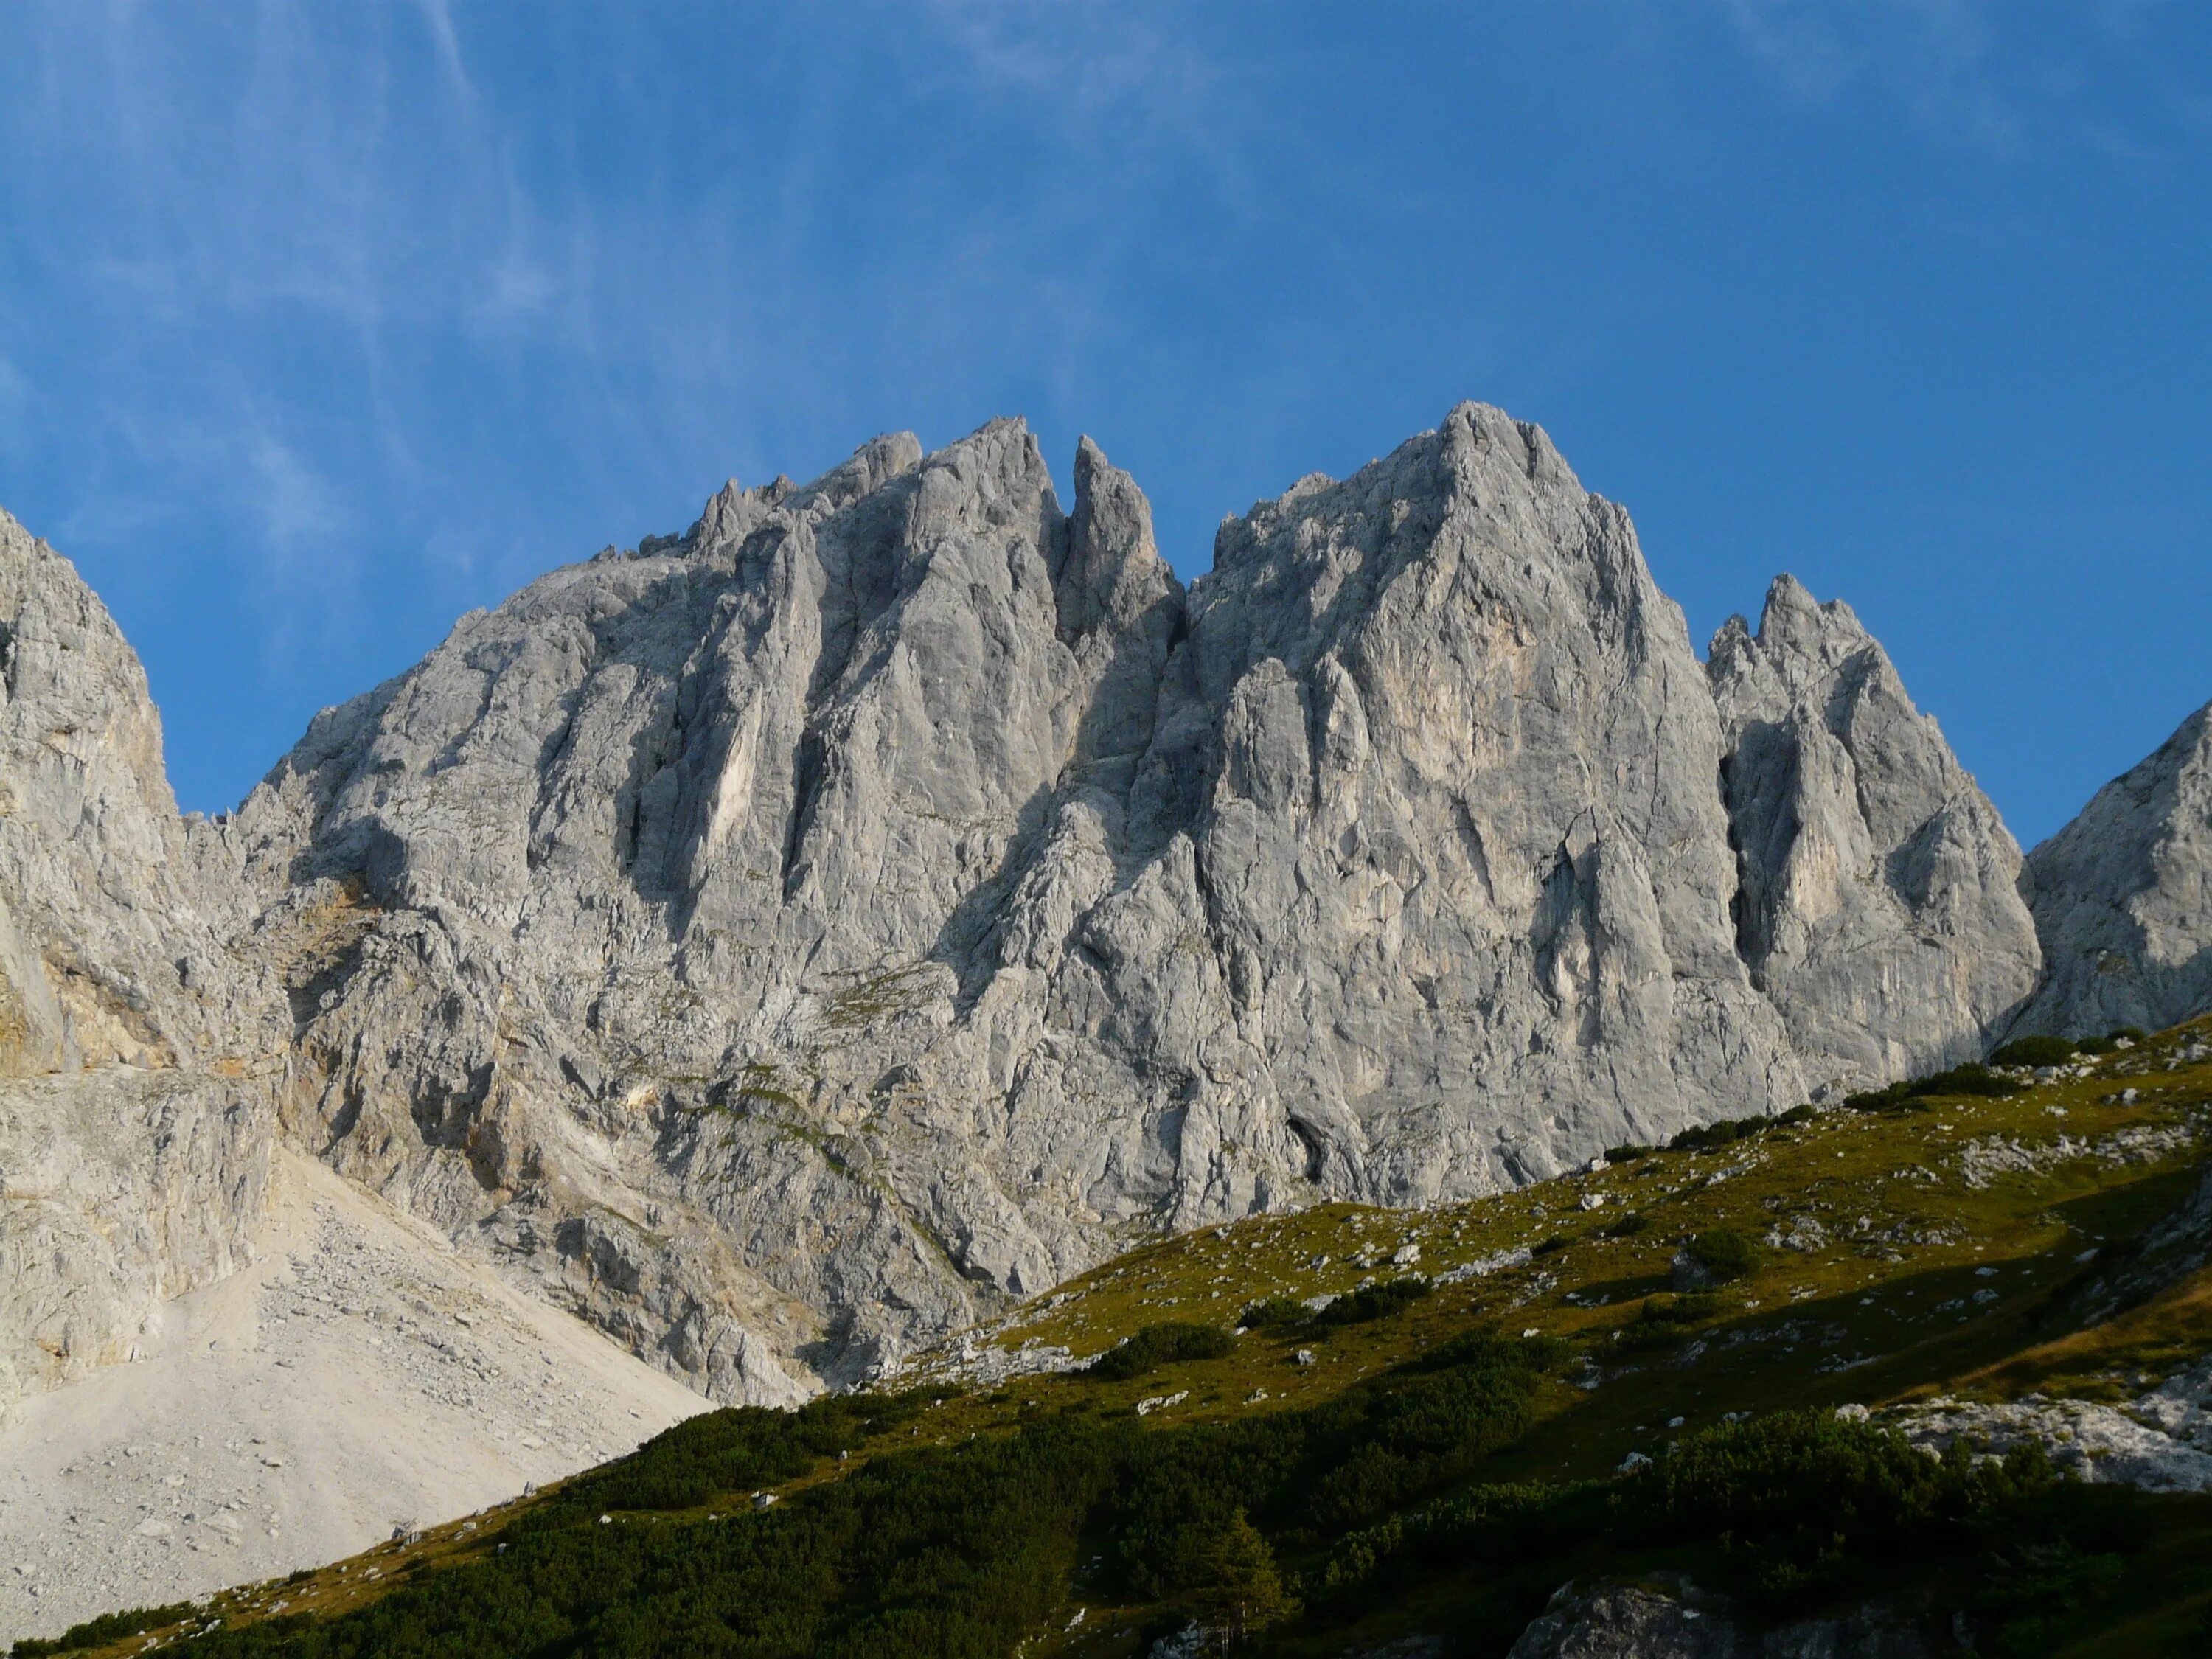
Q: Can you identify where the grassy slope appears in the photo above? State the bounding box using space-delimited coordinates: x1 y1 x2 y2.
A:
29 1018 2212 1658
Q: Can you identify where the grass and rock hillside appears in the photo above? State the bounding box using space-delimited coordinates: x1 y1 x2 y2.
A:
24 1019 2212 1658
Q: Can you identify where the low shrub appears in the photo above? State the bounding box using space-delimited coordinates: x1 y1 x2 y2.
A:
1238 1295 1310 1331
1640 1291 1723 1326
1413 1327 1572 1374
1685 1229 1762 1284
1603 1142 1651 1164
1313 1276 1433 1327
1088 1321 1237 1380
1992 1035 2077 1068
1667 1105 1813 1155
1670 1119 1742 1152
1846 1062 2023 1113
1598 1211 1649 1239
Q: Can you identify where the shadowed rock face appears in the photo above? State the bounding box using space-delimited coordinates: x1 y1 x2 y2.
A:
1708 576 2042 1096
0 509 275 1419
4 400 2199 1411
2013 699 2212 1040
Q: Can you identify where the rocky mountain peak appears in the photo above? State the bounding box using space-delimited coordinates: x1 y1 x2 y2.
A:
1708 572 2040 1094
2 403 2207 1425
2014 698 2212 1038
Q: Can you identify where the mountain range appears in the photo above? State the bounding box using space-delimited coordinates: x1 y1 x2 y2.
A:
3 400 2207 1444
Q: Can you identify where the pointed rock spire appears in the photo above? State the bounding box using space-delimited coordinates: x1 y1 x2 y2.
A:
1708 574 2040 1093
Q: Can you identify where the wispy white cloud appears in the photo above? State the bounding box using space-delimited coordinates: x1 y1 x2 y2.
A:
1721 0 1863 106
0 352 29 458
923 0 1220 121
1719 0 2205 161
245 431 347 574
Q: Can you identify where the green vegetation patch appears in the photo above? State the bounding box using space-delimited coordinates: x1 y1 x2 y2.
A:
64 1019 2212 1658
1084 1321 1237 1381
9 1603 201 1658
159 1328 1572 1659
1312 1276 1435 1328
1846 1062 2023 1113
1992 1035 2083 1069
1667 1104 1815 1154
1683 1228 1763 1284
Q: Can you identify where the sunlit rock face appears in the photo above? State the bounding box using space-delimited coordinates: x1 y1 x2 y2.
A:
1708 574 2041 1096
10 400 2199 1410
218 402 1815 1397
2013 698 2212 1041
0 508 276 1421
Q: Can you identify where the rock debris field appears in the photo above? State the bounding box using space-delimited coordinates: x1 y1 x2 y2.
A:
0 1148 706 1644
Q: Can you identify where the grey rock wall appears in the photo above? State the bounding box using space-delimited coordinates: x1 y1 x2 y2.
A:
1708 576 2041 1095
214 404 1983 1399
7 401 2202 1413
2013 698 2212 1039
0 509 275 1418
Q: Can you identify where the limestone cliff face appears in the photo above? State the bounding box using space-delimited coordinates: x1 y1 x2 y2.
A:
220 405 1815 1397
1708 577 2042 1095
5 402 2201 1412
0 509 274 1418
2014 699 2212 1039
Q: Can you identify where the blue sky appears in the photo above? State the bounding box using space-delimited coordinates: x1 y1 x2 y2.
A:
1 4 2206 844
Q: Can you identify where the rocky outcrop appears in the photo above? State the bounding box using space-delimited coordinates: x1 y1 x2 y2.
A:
0 509 276 1418
1708 577 2040 1096
2013 698 2212 1039
1884 1357 2212 1495
1506 1576 1927 1658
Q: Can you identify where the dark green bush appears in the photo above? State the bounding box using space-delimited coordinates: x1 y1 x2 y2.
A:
1087 1321 1237 1380
1992 1035 2078 1068
1238 1295 1310 1330
1666 1105 1813 1155
1671 1118 1742 1152
139 1318 2177 1659
526 1389 928 1517
1613 1291 1722 1353
1639 1291 1723 1326
1685 1229 1762 1284
1846 1062 2023 1113
1603 1142 1651 1164
1633 1413 2057 1611
1312 1276 1433 1327
1413 1327 1571 1374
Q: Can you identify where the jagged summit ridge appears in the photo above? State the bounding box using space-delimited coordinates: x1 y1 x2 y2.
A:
219 403 1823 1400
4 400 2208 1422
